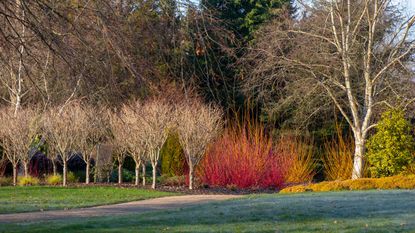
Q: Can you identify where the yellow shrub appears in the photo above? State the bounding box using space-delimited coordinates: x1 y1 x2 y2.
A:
280 185 309 193
311 181 348 192
375 176 399 189
390 175 415 189
343 178 376 190
322 128 354 181
280 175 415 193
46 175 62 186
18 176 40 186
277 136 317 183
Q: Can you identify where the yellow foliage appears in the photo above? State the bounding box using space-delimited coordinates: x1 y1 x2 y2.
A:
18 176 40 186
46 175 62 186
310 181 348 192
343 178 376 190
322 126 354 181
280 175 415 193
279 185 309 193
278 136 317 183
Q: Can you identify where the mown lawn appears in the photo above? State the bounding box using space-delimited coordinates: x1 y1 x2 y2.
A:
0 186 176 214
2 190 415 232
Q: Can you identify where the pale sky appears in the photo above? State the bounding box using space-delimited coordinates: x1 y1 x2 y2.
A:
399 0 415 14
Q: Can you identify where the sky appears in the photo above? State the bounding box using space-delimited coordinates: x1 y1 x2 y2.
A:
400 0 415 14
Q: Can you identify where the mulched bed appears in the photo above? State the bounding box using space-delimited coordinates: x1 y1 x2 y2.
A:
67 183 280 195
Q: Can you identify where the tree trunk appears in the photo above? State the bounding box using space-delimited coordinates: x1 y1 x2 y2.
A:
85 160 90 184
12 164 18 186
189 166 194 190
118 162 123 184
135 163 140 186
351 136 365 179
23 162 29 177
142 162 146 186
151 162 157 189
52 160 57 176
63 160 67 186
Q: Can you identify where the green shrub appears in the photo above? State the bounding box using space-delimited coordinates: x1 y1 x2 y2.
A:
18 176 40 186
110 168 134 183
46 175 62 185
0 177 12 186
160 132 186 177
367 109 415 177
67 171 79 183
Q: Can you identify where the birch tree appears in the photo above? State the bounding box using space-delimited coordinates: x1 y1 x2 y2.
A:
176 101 223 189
245 0 415 179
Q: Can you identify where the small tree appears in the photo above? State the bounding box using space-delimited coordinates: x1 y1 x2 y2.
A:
141 99 172 189
44 104 81 186
76 106 108 184
47 145 59 176
367 109 415 177
176 101 223 189
0 107 41 184
109 110 129 184
0 109 19 185
121 102 148 186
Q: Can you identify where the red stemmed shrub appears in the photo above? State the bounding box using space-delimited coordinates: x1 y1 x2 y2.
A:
198 123 289 189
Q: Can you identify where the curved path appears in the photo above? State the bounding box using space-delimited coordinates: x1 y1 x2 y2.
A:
0 195 239 223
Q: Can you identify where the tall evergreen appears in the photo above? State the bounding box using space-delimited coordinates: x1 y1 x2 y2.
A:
201 0 293 40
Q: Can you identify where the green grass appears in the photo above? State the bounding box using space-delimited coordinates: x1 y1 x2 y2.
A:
0 186 176 214
2 190 415 232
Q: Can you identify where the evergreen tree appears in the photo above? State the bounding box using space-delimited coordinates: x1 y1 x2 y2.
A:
201 0 293 40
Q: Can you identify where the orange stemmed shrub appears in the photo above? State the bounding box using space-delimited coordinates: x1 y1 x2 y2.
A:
198 120 317 189
277 136 316 184
322 127 354 181
198 123 287 188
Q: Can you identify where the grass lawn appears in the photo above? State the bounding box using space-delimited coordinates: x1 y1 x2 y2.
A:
2 190 415 232
0 186 176 214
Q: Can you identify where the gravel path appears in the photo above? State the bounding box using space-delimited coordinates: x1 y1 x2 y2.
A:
0 195 239 223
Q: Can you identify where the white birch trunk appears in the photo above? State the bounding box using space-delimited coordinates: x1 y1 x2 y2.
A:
63 160 67 186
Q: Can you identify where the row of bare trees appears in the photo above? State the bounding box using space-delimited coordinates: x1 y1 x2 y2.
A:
110 99 223 189
0 98 222 189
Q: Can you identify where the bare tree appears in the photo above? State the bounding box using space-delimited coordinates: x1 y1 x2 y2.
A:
0 109 19 185
0 107 41 184
109 109 130 184
176 100 223 189
76 106 108 184
44 103 82 186
47 145 59 176
245 0 415 179
121 102 149 186
141 99 173 189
